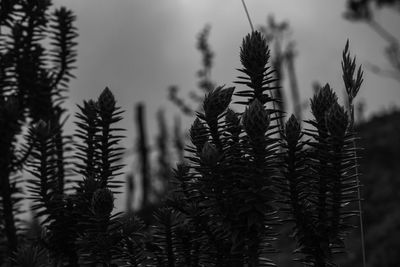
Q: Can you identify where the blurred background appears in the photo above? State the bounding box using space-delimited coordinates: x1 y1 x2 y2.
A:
6 0 400 266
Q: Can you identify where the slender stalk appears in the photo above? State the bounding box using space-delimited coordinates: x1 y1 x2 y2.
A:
286 47 302 121
136 103 150 208
126 174 134 212
349 102 367 267
365 19 400 83
353 137 367 267
241 0 254 32
174 116 184 163
272 51 285 132
367 19 398 46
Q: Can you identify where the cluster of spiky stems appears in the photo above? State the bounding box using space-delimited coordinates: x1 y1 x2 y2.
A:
10 88 145 266
163 31 362 267
1 2 364 265
0 0 77 263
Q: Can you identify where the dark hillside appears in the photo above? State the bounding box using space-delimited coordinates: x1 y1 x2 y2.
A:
343 110 400 267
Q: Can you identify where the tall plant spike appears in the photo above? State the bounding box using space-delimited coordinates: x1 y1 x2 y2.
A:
279 41 364 266
176 34 282 264
235 30 283 137
97 87 125 189
49 7 78 91
75 99 99 179
74 89 128 266
342 40 366 267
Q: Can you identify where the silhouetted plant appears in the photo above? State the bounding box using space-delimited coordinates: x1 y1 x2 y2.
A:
0 0 77 263
280 87 360 266
163 31 363 267
1 3 366 264
275 40 364 266
26 120 76 265
164 32 282 266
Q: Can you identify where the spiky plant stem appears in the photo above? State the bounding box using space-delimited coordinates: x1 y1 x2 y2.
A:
100 117 111 187
352 135 366 267
97 87 124 189
348 99 367 267
342 40 366 267
75 99 98 178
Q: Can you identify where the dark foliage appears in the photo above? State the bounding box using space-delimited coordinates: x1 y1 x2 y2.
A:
1 2 366 265
0 0 77 264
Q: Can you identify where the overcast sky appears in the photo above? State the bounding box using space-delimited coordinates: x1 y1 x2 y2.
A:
48 0 400 210
52 0 399 132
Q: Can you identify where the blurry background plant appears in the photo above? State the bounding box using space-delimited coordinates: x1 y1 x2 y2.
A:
168 24 216 117
125 24 217 216
344 0 400 82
